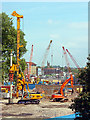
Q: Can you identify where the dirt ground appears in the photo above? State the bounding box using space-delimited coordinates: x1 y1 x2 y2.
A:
0 98 75 119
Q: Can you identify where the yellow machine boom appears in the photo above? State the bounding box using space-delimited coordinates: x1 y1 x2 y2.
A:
11 11 23 98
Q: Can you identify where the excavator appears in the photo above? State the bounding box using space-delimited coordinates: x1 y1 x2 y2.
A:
52 74 73 102
51 46 74 102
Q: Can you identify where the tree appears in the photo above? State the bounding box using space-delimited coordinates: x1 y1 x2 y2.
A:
2 12 27 83
70 54 90 120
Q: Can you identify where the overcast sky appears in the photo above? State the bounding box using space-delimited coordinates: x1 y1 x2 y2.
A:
2 2 88 67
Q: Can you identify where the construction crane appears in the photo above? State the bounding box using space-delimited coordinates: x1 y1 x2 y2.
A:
28 45 33 79
41 40 52 75
66 49 81 71
51 46 73 102
62 46 73 87
62 46 71 73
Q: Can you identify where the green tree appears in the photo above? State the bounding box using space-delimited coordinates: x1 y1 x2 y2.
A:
70 54 90 120
2 12 27 83
19 58 27 72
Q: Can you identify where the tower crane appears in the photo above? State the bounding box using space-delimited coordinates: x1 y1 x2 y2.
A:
66 49 81 71
41 40 52 75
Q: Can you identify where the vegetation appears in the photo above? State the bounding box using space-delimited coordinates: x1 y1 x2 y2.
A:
1 12 27 83
70 54 90 120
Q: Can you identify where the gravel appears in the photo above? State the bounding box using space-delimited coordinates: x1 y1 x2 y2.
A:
0 98 74 119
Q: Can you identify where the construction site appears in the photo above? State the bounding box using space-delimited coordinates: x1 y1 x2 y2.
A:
0 9 87 120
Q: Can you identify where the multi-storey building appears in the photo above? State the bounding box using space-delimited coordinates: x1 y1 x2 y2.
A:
24 62 38 76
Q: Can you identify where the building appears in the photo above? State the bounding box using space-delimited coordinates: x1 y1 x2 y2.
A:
43 67 61 75
24 62 38 76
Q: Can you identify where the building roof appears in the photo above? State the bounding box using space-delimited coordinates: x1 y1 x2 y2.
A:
26 62 37 66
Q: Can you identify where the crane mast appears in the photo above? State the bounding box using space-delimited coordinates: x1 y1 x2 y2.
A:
41 40 52 75
66 49 81 71
62 46 71 73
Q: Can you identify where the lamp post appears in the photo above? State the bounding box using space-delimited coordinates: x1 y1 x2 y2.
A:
9 50 13 103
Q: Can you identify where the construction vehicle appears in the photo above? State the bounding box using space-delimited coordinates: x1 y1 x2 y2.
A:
10 11 42 104
11 11 23 98
52 74 73 102
18 92 42 104
18 68 42 104
1 87 10 99
9 63 42 104
51 46 74 102
1 88 8 93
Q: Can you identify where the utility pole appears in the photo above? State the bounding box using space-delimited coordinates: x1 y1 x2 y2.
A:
8 50 13 103
10 51 13 99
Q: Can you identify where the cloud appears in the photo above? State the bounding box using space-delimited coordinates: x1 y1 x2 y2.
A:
48 19 53 24
68 22 88 29
54 21 61 24
63 35 88 50
48 19 61 25
50 34 60 39
65 42 78 48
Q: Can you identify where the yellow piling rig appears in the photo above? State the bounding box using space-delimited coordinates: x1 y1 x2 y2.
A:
11 11 23 98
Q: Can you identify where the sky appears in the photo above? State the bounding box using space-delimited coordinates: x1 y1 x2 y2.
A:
2 1 88 68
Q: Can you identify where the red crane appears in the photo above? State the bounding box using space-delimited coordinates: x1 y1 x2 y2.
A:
66 49 81 71
28 45 33 79
51 46 73 102
62 46 71 73
62 46 73 87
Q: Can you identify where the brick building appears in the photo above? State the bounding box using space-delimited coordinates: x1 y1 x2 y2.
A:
43 68 61 75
